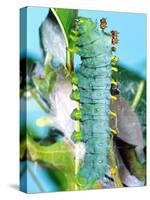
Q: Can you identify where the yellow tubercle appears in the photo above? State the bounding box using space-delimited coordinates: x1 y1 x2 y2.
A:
70 34 78 42
112 79 117 86
110 166 118 175
111 111 117 118
111 56 119 66
111 61 116 66
112 55 119 62
112 67 118 72
111 129 118 135
67 46 79 53
71 29 78 36
111 95 117 100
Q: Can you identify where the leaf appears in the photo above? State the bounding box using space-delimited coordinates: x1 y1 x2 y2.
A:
54 8 78 41
117 153 144 187
27 134 76 190
110 95 144 157
109 62 146 186
111 65 146 160
116 138 146 181
33 62 56 98
40 9 78 68
115 65 146 137
53 8 78 70
40 10 66 65
40 7 78 71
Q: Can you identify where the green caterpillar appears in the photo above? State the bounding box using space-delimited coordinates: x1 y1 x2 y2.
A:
70 17 119 187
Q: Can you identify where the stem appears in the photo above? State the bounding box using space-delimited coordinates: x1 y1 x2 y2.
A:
131 80 145 111
109 136 123 188
28 88 49 113
72 85 80 190
51 8 72 72
44 51 52 66
75 102 81 179
74 145 80 190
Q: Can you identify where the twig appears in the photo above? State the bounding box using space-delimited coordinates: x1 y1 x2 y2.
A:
72 85 80 190
131 80 145 111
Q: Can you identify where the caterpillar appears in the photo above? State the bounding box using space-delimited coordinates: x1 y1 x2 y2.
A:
69 17 119 187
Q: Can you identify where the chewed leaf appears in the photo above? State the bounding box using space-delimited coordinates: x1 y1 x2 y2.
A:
27 134 76 190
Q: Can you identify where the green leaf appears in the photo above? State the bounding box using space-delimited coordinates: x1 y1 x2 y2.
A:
52 8 78 71
27 134 76 190
33 62 56 98
54 8 78 41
